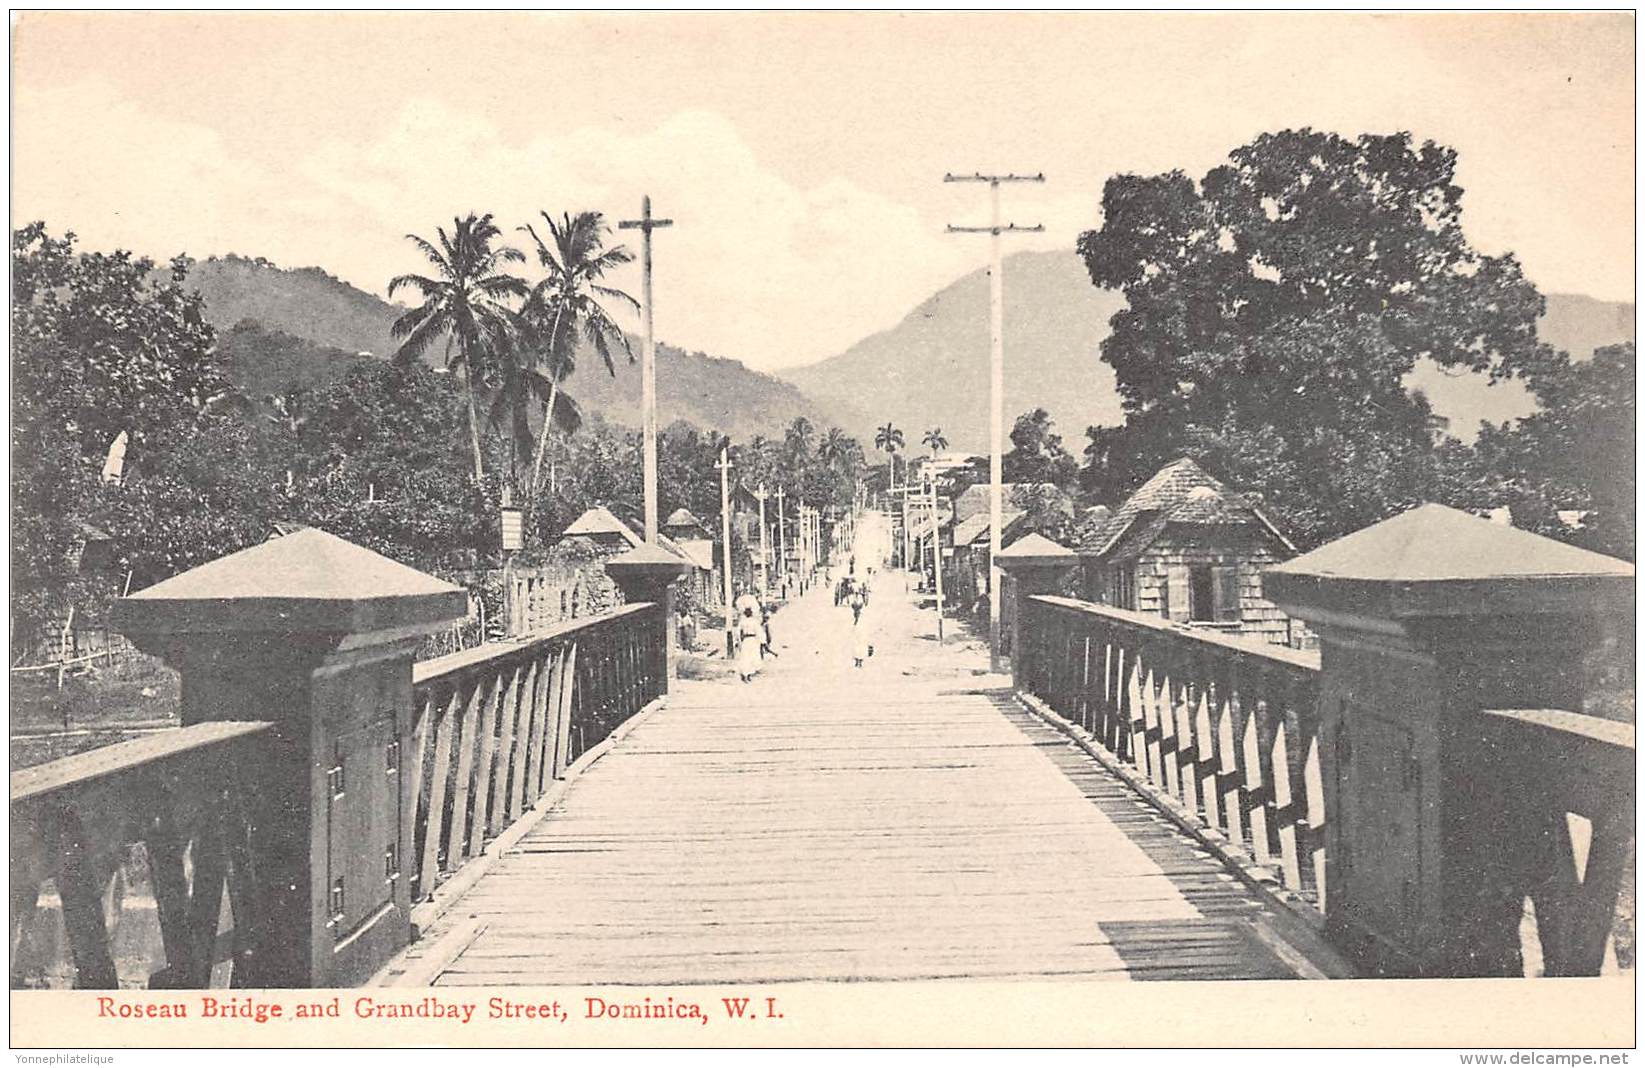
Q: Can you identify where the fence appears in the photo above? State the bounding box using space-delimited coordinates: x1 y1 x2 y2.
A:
1018 594 1328 907
407 602 665 905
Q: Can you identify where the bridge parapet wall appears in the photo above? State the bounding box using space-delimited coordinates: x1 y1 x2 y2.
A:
10 529 669 989
1021 503 1636 978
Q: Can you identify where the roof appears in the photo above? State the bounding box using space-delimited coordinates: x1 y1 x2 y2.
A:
1268 503 1635 583
996 532 1077 567
114 527 468 634
563 506 643 547
663 508 703 529
1077 457 1294 558
952 513 991 547
672 537 716 571
657 532 710 570
951 509 1026 550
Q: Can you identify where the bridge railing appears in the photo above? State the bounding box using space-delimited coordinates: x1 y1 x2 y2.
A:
1019 594 1329 908
407 602 665 905
10 721 275 988
10 599 667 989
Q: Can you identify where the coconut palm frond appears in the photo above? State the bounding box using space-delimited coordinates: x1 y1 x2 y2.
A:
589 283 641 312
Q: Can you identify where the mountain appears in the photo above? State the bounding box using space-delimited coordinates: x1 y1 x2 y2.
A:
186 255 400 358
181 255 846 441
780 250 1126 454
785 250 1635 450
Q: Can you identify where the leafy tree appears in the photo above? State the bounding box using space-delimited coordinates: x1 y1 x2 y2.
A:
1009 483 1075 544
389 212 528 481
95 414 281 589
519 211 638 499
1077 130 1556 546
922 427 948 457
11 223 226 647
658 420 724 524
1003 407 1078 489
1468 343 1635 560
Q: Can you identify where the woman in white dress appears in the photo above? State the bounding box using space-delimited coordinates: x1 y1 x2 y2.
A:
735 604 764 682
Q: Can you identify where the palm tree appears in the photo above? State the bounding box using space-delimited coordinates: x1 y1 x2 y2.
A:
817 427 851 470
390 212 528 480
486 311 584 494
923 427 948 458
874 421 905 490
519 211 638 499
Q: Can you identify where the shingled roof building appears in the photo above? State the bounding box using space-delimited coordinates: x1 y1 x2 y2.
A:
1076 457 1303 647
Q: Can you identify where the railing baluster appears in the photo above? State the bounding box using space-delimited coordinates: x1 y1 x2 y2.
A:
1214 672 1244 849
555 642 579 779
510 656 542 821
1126 653 1147 777
487 663 523 837
1242 690 1273 868
1304 727 1327 910
1173 672 1198 816
537 646 566 794
418 686 459 898
1271 715 1304 891
443 678 486 870
1194 670 1220 832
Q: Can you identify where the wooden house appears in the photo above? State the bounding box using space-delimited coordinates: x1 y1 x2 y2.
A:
1074 457 1302 647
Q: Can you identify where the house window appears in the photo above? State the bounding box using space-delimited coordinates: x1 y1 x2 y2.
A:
1175 564 1242 624
1189 566 1216 622
1112 566 1136 611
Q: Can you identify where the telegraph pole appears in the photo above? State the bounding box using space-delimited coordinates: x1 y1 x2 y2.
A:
945 170 1044 672
775 485 788 596
619 196 674 544
715 446 735 654
755 484 770 596
929 475 945 644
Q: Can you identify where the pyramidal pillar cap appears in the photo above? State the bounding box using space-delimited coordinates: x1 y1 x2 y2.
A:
1266 503 1634 627
995 532 1077 572
605 542 693 584
112 527 469 637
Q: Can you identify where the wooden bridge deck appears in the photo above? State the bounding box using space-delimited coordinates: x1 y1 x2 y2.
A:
393 576 1335 985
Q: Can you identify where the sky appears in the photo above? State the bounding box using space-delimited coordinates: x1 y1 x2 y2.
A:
10 11 1635 373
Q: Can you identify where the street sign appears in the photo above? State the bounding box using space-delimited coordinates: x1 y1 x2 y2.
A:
500 507 524 551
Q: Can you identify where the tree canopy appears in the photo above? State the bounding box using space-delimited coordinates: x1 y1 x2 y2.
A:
1077 129 1563 547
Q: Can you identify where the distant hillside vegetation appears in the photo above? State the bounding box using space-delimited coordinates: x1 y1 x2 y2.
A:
786 249 1635 449
180 254 852 441
217 319 373 400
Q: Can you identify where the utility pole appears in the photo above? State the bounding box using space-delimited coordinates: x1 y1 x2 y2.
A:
619 195 674 544
715 446 735 654
945 170 1044 672
755 484 770 596
901 486 912 573
775 485 787 596
929 474 945 644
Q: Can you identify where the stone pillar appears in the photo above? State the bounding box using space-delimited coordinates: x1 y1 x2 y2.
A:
605 543 692 680
112 528 466 987
1267 504 1634 978
995 533 1077 688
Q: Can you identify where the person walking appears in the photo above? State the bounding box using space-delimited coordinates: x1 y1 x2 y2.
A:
760 600 779 660
848 587 871 668
735 603 764 683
